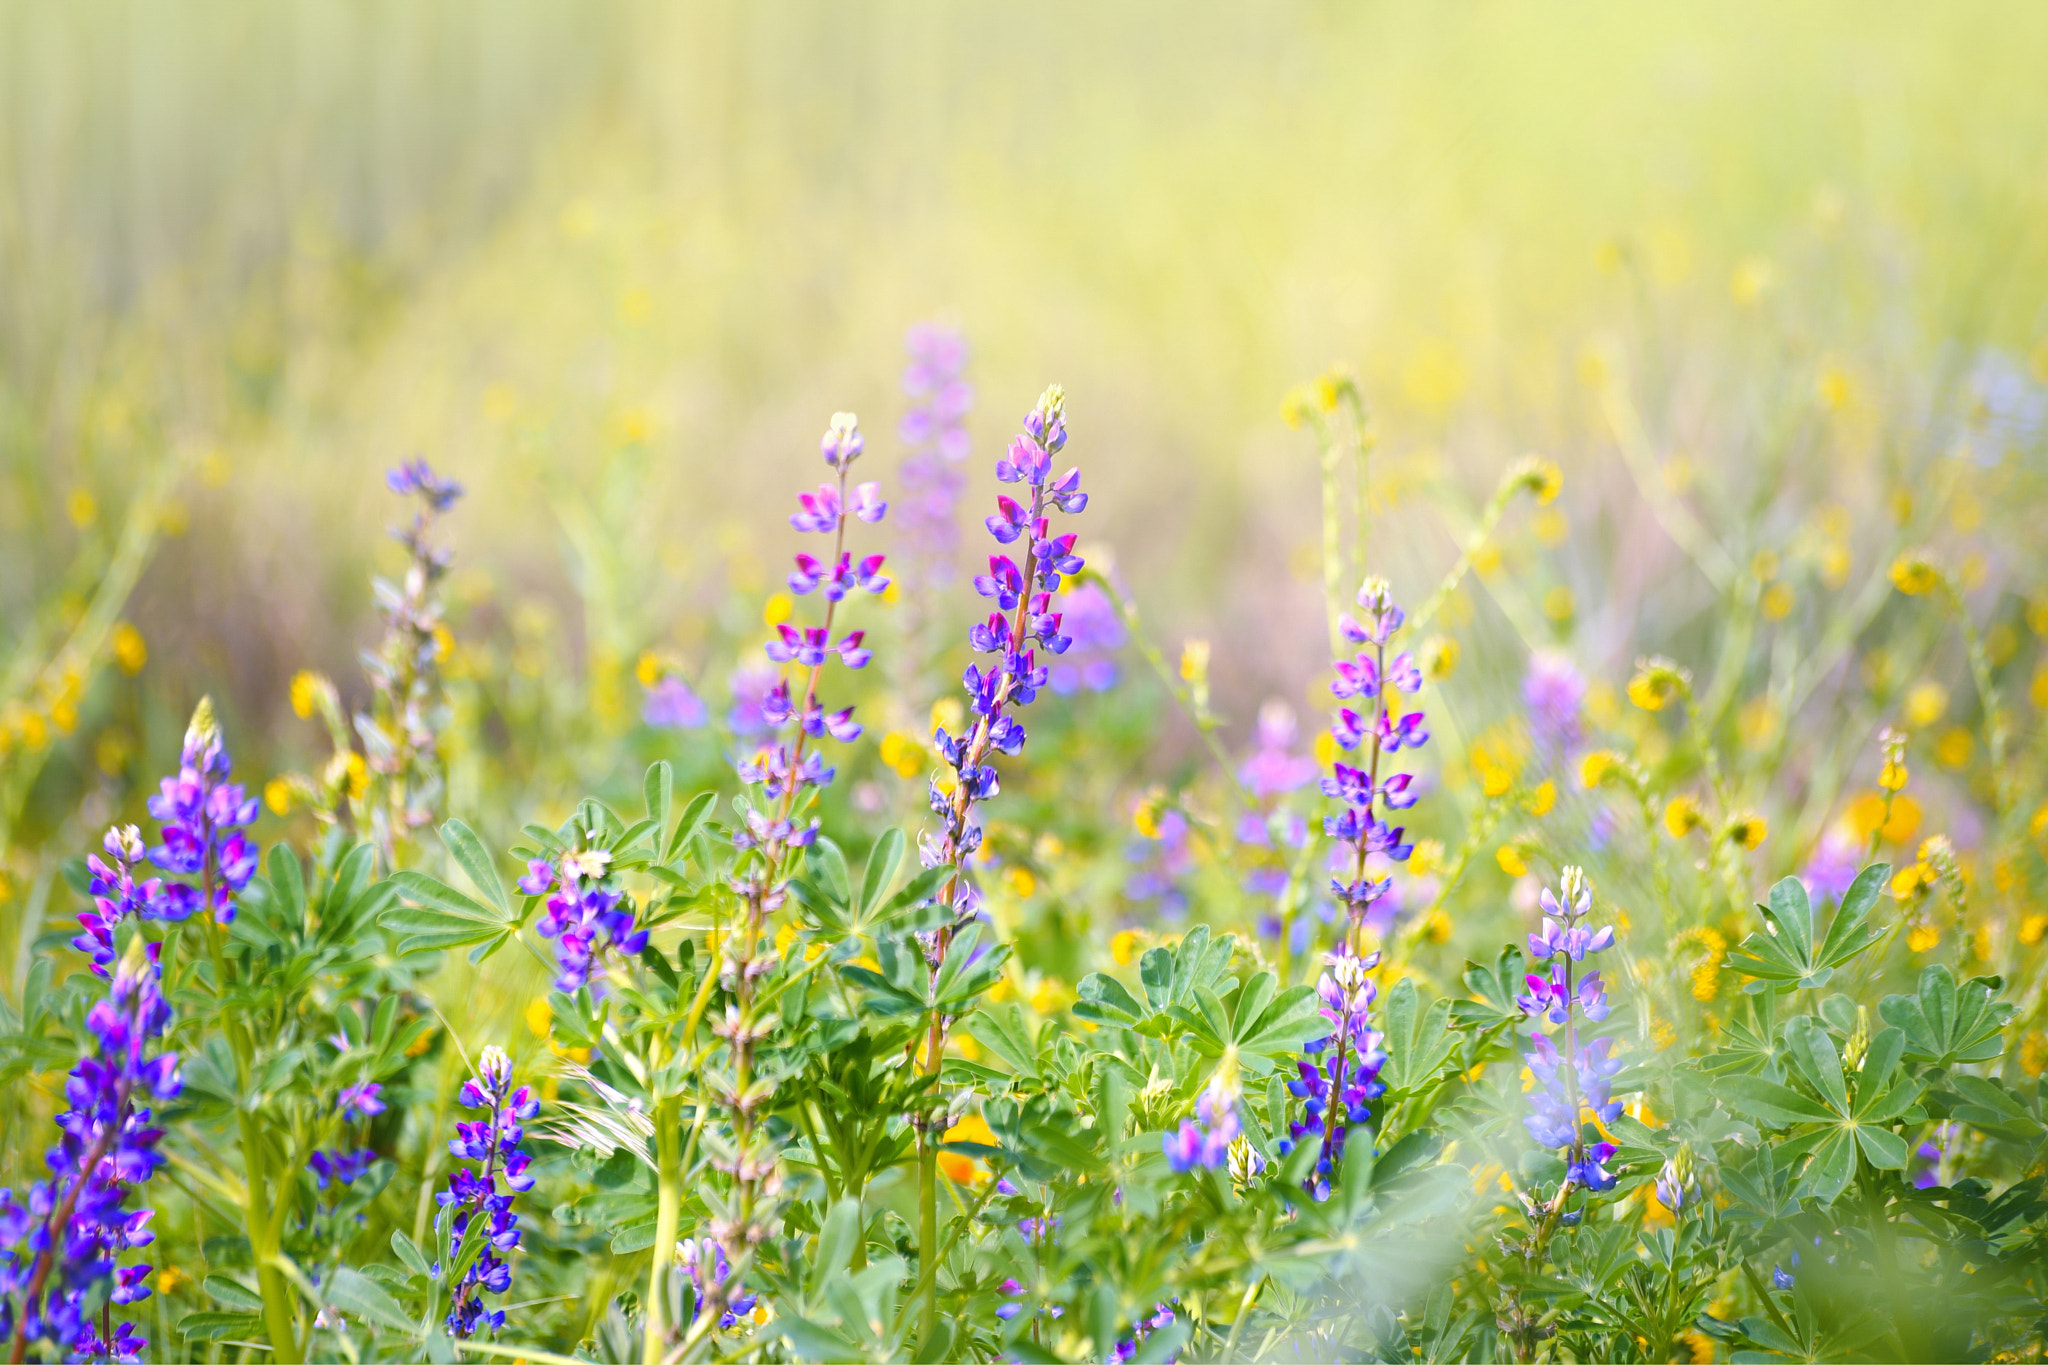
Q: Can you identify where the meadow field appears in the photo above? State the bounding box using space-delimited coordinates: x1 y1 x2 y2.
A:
4 4 2048 1361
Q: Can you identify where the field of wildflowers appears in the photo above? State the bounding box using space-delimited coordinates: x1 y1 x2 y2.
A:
7 4 2048 1362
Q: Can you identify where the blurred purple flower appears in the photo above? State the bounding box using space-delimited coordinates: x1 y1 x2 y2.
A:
643 676 707 730
1524 652 1586 762
1240 702 1319 797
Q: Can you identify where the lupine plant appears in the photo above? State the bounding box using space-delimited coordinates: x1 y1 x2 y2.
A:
7 350 2048 1365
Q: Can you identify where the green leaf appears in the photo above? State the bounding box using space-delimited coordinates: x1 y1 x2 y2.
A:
391 1230 432 1280
326 1265 417 1334
1855 1123 1909 1170
203 1275 264 1312
1879 963 2012 1066
644 761 672 830
858 829 906 919
265 845 307 934
811 1198 861 1295
1728 866 1889 991
1073 973 1146 1028
177 1312 265 1342
438 819 511 920
1230 983 1322 1070
1783 1017 1849 1115
1719 1075 1836 1127
1797 1129 1858 1203
1379 977 1459 1094
664 790 719 865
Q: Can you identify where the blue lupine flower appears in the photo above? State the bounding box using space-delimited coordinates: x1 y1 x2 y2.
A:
0 942 179 1361
896 323 975 591
925 387 1088 925
72 826 167 977
1322 580 1427 931
679 1237 758 1331
437 1046 535 1338
1520 867 1626 1195
1278 947 1387 1199
527 851 648 993
1162 1072 1241 1173
146 699 260 924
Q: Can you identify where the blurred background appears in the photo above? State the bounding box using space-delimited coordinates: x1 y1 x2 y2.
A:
4 0 2047 911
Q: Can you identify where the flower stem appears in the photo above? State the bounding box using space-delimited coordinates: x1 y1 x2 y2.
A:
644 1097 683 1365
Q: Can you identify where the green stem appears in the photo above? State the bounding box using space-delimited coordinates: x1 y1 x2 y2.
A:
644 1097 683 1365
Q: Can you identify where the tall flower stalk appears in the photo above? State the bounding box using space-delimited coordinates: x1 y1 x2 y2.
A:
918 384 1086 1341
1 940 178 1365
438 1047 536 1339
1278 946 1388 1199
669 413 887 1362
151 700 301 1359
359 458 464 866
895 323 974 692
1503 866 1622 1360
1322 578 1426 952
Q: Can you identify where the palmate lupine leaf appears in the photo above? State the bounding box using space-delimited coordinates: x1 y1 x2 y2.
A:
1726 864 1889 991
1879 962 2013 1066
386 819 527 960
1378 976 1460 1096
1716 1016 1919 1203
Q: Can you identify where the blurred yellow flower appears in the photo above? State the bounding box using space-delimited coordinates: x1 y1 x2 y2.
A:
931 697 964 735
1934 727 1974 770
525 997 552 1038
1581 750 1624 789
1903 681 1948 728
1002 865 1037 899
264 776 293 816
1401 339 1467 412
1419 635 1459 681
1542 586 1575 621
1111 929 1142 965
1028 979 1062 1014
481 383 519 422
111 623 147 675
1533 508 1568 547
763 592 794 627
635 651 662 688
2025 917 2048 947
938 1112 996 1184
880 730 924 779
289 670 325 719
1907 922 1940 953
1815 362 1853 411
1820 541 1851 589
1724 811 1768 851
67 487 98 529
1730 257 1773 307
1760 583 1794 621
1664 795 1705 838
1423 908 1453 943
1878 760 1909 793
1527 781 1557 817
1738 696 1780 751
1279 383 1315 429
1496 845 1527 877
1889 552 1942 596
1627 657 1688 712
1847 791 1919 844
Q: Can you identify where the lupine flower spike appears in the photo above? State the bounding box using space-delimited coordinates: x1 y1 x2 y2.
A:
1278 946 1387 1198
1 940 179 1363
1163 1063 1243 1172
522 846 648 993
1519 867 1623 1193
1322 579 1427 946
437 1046 536 1338
147 698 260 924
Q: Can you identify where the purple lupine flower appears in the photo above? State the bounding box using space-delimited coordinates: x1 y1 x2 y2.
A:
1277 947 1387 1199
1800 827 1861 903
1162 1071 1241 1172
924 387 1087 932
526 851 647 993
73 826 168 977
643 676 707 730
736 413 888 850
1125 806 1192 921
337 1082 386 1120
1113 1303 1179 1363
0 942 179 1361
1321 580 1427 932
145 699 260 924
1520 867 1624 1192
1240 702 1319 798
1045 581 1124 694
388 457 464 511
895 323 976 591
678 1237 759 1331
308 1149 378 1190
1523 652 1586 764
437 1046 536 1338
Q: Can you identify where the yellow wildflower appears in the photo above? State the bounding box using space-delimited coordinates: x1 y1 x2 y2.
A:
763 592 794 627
1627 657 1689 712
525 997 552 1038
1724 812 1768 851
111 623 147 675
1527 781 1557 817
1889 551 1943 597
1580 749 1624 789
1664 795 1705 839
879 730 925 779
2028 917 2048 948
1496 845 1528 878
1419 635 1459 681
1907 922 1940 953
1934 727 1974 770
1111 929 1143 965
1001 866 1037 900
264 777 294 816
1761 583 1794 621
